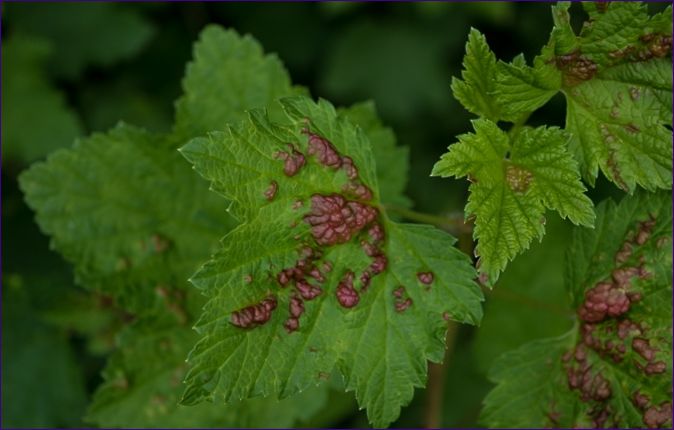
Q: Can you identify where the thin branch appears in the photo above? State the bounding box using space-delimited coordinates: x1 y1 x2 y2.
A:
422 230 474 428
384 204 472 236
424 322 458 428
507 112 532 140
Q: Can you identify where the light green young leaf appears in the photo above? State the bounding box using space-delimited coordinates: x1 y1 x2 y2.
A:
492 43 561 119
179 96 482 427
451 28 502 121
432 119 594 283
1 35 82 163
452 28 560 123
174 26 301 138
19 124 234 315
482 190 672 428
86 317 330 428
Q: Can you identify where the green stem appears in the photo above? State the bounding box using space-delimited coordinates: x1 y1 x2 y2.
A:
384 205 471 235
507 112 532 140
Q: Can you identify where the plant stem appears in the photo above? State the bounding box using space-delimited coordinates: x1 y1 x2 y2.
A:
384 204 471 235
424 322 458 428
507 112 532 140
422 229 474 428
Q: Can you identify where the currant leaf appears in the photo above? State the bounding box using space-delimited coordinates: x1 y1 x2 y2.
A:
557 2 673 191
86 317 329 428
492 45 561 120
432 118 594 283
174 25 302 139
450 28 503 121
19 124 233 314
487 2 673 191
179 95 482 427
18 25 414 428
19 25 329 428
482 190 673 428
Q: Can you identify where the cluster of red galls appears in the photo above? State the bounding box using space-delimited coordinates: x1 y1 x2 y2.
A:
561 216 670 428
234 126 439 336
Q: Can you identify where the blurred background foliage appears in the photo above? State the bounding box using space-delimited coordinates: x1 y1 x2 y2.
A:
2 2 665 428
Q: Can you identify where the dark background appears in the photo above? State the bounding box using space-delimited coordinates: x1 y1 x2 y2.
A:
2 2 668 428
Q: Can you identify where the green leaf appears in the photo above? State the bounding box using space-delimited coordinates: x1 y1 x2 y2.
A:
451 28 502 121
549 2 578 55
481 333 580 428
86 317 329 428
179 96 483 427
452 28 560 122
563 56 672 191
553 2 672 191
1 35 82 163
338 101 411 208
19 124 234 315
174 26 299 138
482 190 673 428
432 119 594 283
7 3 154 78
577 2 662 68
19 116 328 427
19 26 390 429
492 44 561 119
455 3 673 192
